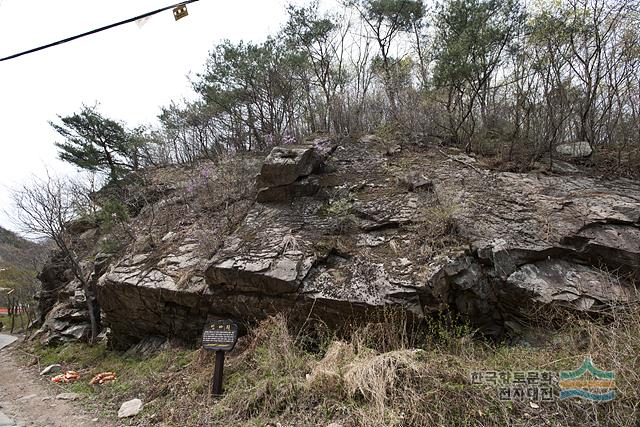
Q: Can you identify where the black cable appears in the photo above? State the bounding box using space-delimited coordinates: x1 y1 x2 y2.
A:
0 0 199 62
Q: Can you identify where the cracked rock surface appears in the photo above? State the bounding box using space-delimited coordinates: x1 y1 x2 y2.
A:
37 136 640 347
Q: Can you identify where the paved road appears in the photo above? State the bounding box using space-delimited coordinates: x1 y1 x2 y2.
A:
0 334 18 426
0 334 17 351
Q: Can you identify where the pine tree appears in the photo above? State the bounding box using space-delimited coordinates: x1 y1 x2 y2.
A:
51 106 140 181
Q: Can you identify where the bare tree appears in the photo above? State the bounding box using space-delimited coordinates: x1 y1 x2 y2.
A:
11 174 99 343
2 279 39 334
351 0 425 119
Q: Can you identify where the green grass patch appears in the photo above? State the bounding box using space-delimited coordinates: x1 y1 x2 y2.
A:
27 340 198 424
0 313 29 333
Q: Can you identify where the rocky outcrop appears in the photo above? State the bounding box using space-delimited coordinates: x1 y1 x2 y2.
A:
97 238 212 349
256 139 336 203
35 252 69 326
52 135 639 348
34 230 105 345
34 265 95 345
203 137 639 337
431 153 639 332
505 259 629 310
556 141 593 158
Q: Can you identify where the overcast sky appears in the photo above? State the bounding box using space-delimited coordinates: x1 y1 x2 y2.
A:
0 0 312 232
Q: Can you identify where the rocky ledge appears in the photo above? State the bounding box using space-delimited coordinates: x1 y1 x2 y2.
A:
38 136 640 348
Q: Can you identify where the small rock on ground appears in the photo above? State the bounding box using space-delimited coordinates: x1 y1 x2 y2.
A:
56 393 81 401
39 364 62 376
118 399 143 418
17 394 37 402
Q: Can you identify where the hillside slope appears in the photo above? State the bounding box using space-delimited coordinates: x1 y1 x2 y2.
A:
34 135 640 347
0 226 45 269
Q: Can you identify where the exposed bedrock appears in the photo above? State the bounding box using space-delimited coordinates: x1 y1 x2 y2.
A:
34 253 99 345
256 139 336 203
90 136 639 348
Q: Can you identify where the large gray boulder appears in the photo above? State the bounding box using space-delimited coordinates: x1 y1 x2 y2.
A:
256 137 335 203
556 141 592 157
257 145 321 188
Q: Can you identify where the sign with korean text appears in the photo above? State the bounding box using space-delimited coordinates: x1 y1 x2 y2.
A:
202 319 238 352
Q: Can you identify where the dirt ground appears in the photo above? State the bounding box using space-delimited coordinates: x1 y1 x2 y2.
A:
0 338 114 427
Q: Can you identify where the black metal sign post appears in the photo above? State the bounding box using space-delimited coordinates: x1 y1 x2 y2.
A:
202 319 238 396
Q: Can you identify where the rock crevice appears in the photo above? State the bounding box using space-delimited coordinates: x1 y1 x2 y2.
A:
37 136 640 348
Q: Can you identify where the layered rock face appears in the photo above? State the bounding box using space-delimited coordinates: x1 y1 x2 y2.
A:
53 136 640 348
430 159 639 333
34 252 101 345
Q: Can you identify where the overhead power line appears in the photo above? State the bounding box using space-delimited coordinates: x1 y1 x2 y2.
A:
0 0 199 62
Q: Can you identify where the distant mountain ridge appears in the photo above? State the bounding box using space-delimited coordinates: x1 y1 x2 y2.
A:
0 226 46 269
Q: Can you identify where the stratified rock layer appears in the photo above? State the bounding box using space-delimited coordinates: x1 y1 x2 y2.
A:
89 136 640 348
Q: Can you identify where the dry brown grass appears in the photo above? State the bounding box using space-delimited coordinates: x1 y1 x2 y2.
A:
590 145 640 179
24 292 640 426
344 349 422 417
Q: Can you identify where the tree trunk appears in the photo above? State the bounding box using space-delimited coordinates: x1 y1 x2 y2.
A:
61 243 98 344
9 299 15 334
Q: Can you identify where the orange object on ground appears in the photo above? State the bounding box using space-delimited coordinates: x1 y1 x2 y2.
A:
89 372 117 385
51 370 80 383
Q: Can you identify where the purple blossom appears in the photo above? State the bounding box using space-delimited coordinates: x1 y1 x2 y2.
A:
283 131 296 145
